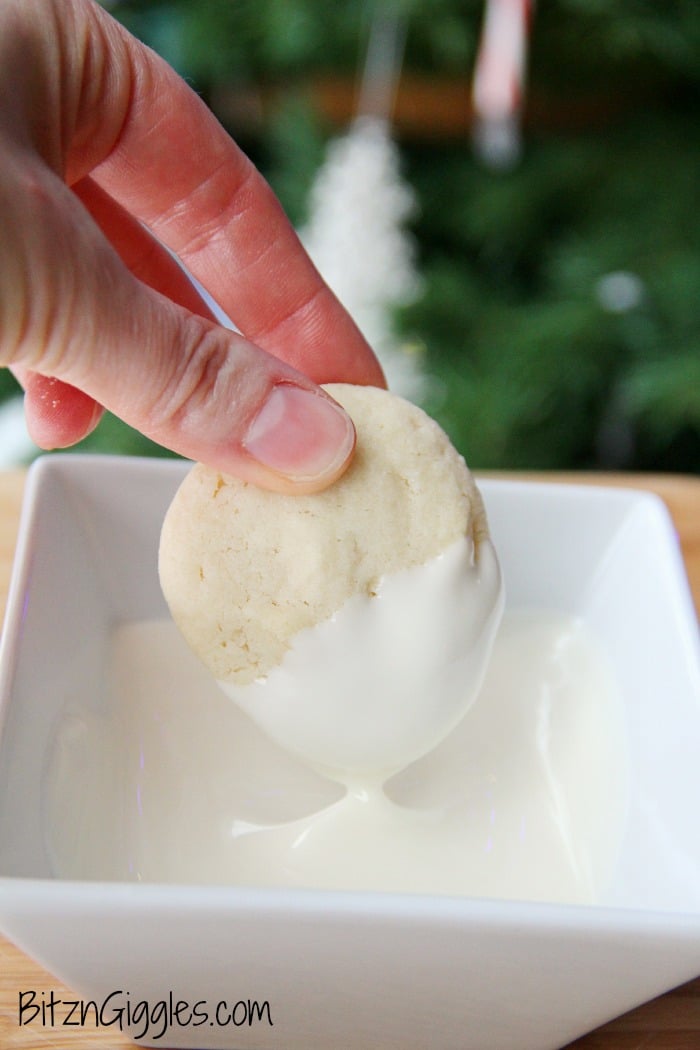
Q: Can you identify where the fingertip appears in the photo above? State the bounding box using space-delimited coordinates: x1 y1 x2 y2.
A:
23 374 104 449
239 383 356 495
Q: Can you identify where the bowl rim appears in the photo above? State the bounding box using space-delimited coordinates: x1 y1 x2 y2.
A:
1 454 699 930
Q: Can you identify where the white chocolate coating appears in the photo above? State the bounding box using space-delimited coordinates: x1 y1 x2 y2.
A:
220 536 503 780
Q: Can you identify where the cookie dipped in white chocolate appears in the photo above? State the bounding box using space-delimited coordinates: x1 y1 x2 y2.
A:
159 385 503 779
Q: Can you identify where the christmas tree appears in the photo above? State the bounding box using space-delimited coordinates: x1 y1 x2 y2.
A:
1 0 697 473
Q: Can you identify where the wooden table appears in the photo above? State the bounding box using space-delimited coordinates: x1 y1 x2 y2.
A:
0 468 698 1049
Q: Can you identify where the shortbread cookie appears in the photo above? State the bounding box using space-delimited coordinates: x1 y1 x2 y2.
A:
159 383 488 685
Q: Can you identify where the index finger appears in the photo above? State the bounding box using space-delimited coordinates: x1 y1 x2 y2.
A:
68 2 386 388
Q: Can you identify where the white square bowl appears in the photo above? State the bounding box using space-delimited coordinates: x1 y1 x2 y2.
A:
0 454 698 1050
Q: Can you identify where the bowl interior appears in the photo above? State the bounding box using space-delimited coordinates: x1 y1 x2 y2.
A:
0 457 699 915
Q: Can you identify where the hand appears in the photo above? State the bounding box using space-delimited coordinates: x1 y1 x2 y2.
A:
0 0 384 493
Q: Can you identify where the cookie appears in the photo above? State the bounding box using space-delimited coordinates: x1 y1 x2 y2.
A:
159 384 488 684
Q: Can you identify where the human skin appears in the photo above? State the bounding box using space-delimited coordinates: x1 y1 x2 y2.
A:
0 0 385 493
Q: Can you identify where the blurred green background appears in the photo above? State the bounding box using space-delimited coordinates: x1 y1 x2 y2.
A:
3 0 699 473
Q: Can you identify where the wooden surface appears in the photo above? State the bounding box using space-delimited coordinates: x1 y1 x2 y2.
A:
0 468 698 1049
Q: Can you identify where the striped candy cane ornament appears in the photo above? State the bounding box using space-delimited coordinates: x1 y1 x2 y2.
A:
472 0 535 167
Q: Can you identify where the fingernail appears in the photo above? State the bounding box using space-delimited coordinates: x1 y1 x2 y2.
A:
243 384 355 485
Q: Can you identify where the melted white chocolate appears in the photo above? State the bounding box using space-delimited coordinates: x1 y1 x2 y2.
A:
45 612 628 904
220 537 503 783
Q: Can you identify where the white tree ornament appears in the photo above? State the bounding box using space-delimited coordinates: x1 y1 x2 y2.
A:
299 6 427 402
300 116 426 401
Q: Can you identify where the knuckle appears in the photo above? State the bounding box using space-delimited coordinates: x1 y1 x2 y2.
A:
145 323 244 435
175 161 261 261
0 154 81 375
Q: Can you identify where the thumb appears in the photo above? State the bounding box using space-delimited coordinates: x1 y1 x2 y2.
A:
1 152 355 494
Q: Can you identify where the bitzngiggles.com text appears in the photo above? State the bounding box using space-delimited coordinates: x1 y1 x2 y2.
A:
19 989 273 1041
